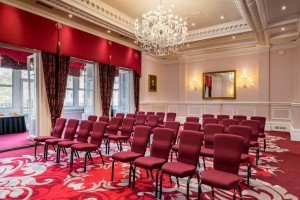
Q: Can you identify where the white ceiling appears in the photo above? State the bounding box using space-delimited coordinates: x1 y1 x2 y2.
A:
99 0 243 30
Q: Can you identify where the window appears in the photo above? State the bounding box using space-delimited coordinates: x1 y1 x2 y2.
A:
0 68 13 108
112 69 130 115
64 76 74 107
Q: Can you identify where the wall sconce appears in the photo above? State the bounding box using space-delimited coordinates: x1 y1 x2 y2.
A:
189 75 202 90
237 72 253 88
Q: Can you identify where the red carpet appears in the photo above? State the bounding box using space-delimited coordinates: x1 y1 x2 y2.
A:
0 131 33 151
0 131 299 199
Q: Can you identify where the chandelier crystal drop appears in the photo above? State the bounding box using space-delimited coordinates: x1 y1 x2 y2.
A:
133 4 188 56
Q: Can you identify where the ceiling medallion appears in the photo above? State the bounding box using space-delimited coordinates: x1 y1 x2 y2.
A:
133 1 187 56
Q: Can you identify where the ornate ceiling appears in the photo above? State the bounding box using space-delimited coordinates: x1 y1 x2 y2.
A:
2 0 300 58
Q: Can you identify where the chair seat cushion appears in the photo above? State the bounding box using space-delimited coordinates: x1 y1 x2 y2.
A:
201 169 239 190
134 156 166 169
161 162 196 178
58 140 79 148
109 135 129 141
71 143 98 151
250 141 258 147
200 147 214 158
172 144 179 151
34 136 56 142
241 153 250 163
45 138 69 145
112 151 142 162
258 132 265 137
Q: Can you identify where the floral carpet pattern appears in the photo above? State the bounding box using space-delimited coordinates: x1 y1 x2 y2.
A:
0 132 299 200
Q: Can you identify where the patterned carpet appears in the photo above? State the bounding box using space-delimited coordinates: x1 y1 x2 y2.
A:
0 131 299 200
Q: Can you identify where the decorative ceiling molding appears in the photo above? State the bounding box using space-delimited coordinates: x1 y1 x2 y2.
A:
233 0 248 22
187 20 251 42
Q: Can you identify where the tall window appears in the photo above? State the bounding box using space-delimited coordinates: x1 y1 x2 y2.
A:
0 68 13 108
64 76 74 107
112 69 130 115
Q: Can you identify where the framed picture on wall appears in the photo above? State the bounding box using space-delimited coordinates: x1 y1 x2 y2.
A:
148 74 157 92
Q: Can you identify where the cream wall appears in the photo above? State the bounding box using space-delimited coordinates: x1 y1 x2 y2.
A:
140 42 300 141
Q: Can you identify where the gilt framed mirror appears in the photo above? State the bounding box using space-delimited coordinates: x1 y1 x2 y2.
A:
202 70 236 100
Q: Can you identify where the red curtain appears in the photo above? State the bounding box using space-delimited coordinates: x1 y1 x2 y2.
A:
1 55 27 70
42 52 70 127
99 64 116 116
133 70 140 112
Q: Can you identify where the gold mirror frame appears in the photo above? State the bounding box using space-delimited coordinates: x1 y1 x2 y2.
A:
202 70 236 100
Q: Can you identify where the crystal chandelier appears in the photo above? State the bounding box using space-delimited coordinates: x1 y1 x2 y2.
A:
133 1 188 56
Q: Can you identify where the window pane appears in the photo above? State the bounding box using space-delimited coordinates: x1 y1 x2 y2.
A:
0 68 12 85
66 76 73 89
64 90 73 106
0 86 12 108
79 76 85 89
78 90 85 107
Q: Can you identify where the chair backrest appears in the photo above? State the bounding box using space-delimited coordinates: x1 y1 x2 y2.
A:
135 114 147 125
98 116 109 123
126 113 136 119
156 112 165 125
108 117 122 134
146 115 159 128
150 128 174 159
87 115 98 122
52 118 67 138
217 115 230 121
241 120 260 141
202 114 214 119
203 117 219 126
233 115 247 123
63 119 79 140
146 111 155 116
186 116 199 123
136 111 145 115
115 113 125 120
77 120 93 143
166 112 176 122
178 130 203 166
214 134 243 175
183 122 201 132
164 121 181 144
228 125 251 154
250 116 266 132
120 118 135 137
131 126 151 155
90 121 107 146
203 124 225 148
221 119 239 127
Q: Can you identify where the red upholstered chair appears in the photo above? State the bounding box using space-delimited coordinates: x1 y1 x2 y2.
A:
34 118 67 157
171 122 202 160
156 112 165 125
135 114 147 126
221 119 239 133
186 116 199 123
70 121 107 172
98 116 110 123
111 126 151 187
233 115 247 125
199 134 243 199
145 115 159 131
146 111 155 116
107 118 135 154
106 117 122 135
132 128 174 197
136 111 145 115
44 119 79 160
217 114 230 124
251 116 267 151
56 120 93 164
164 121 180 145
242 120 261 165
115 113 125 121
228 125 252 188
166 112 176 122
200 124 225 168
160 130 203 199
87 115 98 122
201 117 219 132
203 114 214 119
126 113 136 119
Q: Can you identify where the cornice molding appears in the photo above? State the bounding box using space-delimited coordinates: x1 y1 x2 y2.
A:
187 20 251 42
